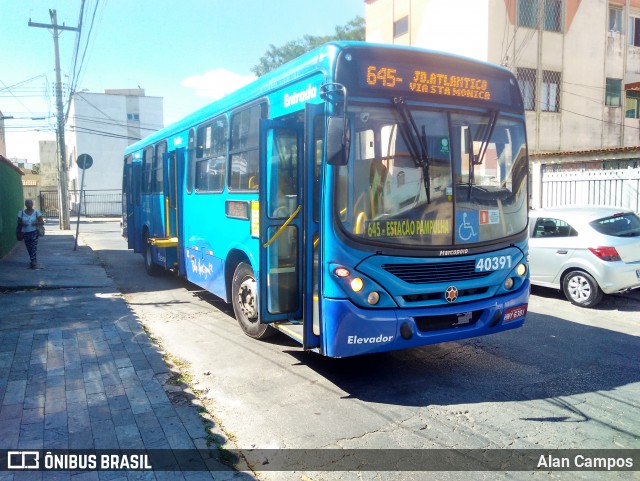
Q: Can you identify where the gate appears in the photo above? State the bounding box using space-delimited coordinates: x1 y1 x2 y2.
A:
39 190 122 218
541 159 640 212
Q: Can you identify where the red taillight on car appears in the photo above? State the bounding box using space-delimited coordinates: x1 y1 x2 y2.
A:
588 246 621 261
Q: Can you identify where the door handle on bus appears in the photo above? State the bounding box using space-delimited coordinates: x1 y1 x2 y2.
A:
263 205 301 248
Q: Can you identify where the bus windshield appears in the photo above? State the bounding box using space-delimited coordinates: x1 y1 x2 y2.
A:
336 104 528 247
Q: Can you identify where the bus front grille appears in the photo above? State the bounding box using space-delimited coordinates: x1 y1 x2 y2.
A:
403 286 489 303
382 260 492 284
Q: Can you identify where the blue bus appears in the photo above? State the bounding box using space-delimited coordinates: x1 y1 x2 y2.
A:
122 42 530 358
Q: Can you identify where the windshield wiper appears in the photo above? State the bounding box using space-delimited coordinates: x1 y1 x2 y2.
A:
466 110 498 200
476 110 498 166
392 97 431 203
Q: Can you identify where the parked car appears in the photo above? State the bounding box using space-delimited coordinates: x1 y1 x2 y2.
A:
528 206 640 307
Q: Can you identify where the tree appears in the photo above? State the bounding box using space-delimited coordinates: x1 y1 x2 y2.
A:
251 16 365 77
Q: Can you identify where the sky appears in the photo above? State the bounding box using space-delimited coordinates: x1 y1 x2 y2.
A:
0 0 365 162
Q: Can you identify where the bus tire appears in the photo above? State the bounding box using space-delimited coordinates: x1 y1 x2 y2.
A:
231 262 272 339
143 232 162 276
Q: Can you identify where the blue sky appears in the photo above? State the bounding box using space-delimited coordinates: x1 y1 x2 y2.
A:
0 0 364 161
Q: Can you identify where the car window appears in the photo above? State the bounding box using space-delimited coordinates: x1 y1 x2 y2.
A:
531 217 578 238
589 213 640 237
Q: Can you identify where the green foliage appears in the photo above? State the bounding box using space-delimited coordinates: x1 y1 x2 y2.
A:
251 16 365 77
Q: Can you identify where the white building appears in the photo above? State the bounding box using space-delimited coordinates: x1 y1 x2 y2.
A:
365 0 640 211
0 111 6 157
66 88 163 193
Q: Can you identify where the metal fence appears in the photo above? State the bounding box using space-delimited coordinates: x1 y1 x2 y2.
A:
40 189 122 218
541 160 640 212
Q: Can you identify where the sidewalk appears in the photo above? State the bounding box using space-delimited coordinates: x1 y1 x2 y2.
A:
0 222 249 480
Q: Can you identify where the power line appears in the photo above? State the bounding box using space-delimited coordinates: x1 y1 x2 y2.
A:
67 0 87 94
65 0 102 122
72 113 162 132
0 74 48 93
68 125 142 141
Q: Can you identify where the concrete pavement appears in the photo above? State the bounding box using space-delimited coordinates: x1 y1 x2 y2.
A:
0 221 251 480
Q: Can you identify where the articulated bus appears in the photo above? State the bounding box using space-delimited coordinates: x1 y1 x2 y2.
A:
122 42 530 358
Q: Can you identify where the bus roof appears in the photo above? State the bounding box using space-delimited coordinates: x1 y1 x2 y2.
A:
124 41 516 156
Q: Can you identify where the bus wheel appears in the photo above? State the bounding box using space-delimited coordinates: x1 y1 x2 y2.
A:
143 233 162 276
231 262 272 339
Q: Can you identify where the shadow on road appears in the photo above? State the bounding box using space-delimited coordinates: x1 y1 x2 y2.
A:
531 285 640 312
283 310 640 408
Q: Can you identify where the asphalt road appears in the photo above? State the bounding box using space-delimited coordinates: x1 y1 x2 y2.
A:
77 219 640 481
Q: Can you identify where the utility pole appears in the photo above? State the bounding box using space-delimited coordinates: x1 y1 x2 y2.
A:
29 10 79 230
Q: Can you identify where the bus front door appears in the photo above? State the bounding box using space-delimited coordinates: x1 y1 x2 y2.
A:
259 120 306 335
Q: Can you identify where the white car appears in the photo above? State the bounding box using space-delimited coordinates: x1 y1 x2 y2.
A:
529 206 640 307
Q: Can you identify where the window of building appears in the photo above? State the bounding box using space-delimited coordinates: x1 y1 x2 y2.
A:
394 16 409 38
518 0 538 28
541 71 561 112
229 102 267 191
629 16 640 46
609 6 623 33
517 0 563 32
127 113 140 121
544 0 563 32
195 116 227 192
517 68 537 111
606 78 622 107
625 90 640 118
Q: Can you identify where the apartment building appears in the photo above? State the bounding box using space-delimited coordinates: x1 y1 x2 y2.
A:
66 89 163 193
365 0 640 211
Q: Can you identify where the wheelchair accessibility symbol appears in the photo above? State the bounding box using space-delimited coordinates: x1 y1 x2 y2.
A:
456 211 479 243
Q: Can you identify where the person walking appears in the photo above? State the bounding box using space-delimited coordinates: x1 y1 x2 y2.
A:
17 199 44 269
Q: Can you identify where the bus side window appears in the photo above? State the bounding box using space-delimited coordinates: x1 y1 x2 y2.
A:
153 141 166 194
229 103 266 191
186 128 196 194
194 117 227 193
141 146 154 194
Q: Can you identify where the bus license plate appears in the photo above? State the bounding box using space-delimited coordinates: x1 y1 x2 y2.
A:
504 305 527 322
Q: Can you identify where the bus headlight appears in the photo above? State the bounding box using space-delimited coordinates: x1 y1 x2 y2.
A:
516 263 527 276
328 262 398 308
504 278 514 290
367 291 380 305
350 277 364 292
334 267 350 278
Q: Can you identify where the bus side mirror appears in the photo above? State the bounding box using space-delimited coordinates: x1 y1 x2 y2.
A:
326 116 349 166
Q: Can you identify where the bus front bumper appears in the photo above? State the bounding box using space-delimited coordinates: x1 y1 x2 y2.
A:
321 280 530 358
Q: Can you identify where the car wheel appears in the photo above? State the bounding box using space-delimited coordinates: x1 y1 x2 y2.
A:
231 262 273 339
562 271 603 308
143 232 162 276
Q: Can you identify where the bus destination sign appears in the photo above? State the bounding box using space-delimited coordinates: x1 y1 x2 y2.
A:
364 64 493 102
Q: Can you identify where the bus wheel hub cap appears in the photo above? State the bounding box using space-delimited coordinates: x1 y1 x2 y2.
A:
238 279 258 320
